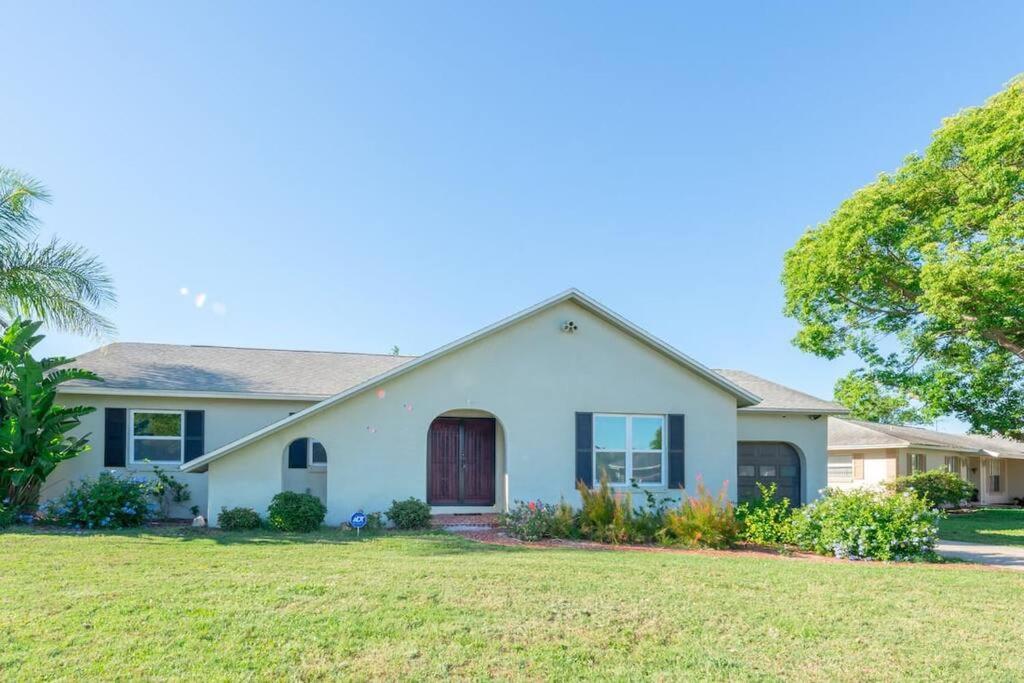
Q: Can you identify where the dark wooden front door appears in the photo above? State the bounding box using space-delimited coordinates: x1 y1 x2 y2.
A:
427 417 495 506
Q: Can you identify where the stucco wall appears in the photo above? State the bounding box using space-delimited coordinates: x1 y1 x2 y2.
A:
208 300 747 526
46 394 315 517
737 412 829 504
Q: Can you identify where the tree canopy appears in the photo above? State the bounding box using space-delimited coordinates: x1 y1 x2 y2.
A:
0 168 115 337
783 77 1024 437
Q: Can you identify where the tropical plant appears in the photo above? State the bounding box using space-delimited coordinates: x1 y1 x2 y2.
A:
0 320 99 511
0 168 116 337
884 469 974 509
658 477 739 549
267 491 326 532
792 488 940 561
736 482 797 546
782 77 1024 437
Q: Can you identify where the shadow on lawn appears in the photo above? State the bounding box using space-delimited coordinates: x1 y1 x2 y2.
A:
3 526 527 554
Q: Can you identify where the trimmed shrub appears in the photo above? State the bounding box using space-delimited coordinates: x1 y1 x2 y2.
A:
792 488 940 561
267 492 326 532
43 472 155 529
659 477 739 549
736 482 796 546
502 500 577 541
218 506 261 531
386 497 432 530
884 470 974 509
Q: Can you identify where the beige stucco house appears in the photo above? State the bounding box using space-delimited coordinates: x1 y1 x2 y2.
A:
49 290 845 526
827 418 1024 505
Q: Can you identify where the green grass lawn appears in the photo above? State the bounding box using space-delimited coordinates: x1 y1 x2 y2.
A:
939 507 1024 546
2 529 1023 681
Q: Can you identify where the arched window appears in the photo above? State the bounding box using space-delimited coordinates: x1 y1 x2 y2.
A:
286 438 327 469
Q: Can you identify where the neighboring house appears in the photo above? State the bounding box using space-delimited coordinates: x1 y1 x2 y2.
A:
49 290 845 526
827 418 1024 504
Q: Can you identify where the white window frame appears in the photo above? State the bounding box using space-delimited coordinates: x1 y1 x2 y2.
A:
128 409 185 466
309 440 327 469
592 413 666 488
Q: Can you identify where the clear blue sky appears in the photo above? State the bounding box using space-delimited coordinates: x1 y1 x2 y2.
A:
6 2 1023 427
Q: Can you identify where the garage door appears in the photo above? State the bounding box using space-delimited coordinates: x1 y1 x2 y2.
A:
737 442 801 505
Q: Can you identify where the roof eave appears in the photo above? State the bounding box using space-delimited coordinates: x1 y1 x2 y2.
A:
59 385 331 402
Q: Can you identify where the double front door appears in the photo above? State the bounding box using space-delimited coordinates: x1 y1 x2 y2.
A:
427 417 496 506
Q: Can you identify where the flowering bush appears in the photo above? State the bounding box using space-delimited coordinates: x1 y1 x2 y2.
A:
884 470 974 509
502 500 576 541
792 488 940 561
659 477 739 549
43 472 156 529
736 482 796 546
577 477 640 543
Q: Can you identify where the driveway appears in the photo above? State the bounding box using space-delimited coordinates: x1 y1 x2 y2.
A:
936 541 1024 570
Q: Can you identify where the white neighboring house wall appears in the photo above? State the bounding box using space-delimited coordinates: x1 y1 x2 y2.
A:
737 412 829 504
46 393 316 518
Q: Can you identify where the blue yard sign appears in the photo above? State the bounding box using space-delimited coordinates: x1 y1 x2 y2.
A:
350 512 367 533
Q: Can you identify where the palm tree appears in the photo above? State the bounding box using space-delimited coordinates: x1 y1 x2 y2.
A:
0 167 115 337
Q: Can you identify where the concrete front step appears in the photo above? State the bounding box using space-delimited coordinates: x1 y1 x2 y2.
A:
431 513 502 530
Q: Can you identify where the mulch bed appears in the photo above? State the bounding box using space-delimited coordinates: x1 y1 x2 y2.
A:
448 526 840 563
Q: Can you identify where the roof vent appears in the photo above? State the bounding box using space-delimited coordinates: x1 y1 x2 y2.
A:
561 320 578 334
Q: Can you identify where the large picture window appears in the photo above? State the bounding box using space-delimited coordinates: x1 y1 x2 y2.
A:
593 414 665 487
129 410 184 464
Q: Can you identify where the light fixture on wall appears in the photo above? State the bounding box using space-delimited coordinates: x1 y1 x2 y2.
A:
561 320 578 334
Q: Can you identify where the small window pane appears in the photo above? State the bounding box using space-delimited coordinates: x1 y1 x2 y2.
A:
134 412 181 437
759 465 777 478
632 451 662 484
631 417 663 451
134 438 181 463
780 465 797 478
738 465 755 477
594 416 626 451
311 441 327 465
595 451 626 484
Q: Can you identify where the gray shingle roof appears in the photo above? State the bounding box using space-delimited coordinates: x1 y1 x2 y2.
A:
713 369 847 414
64 343 843 415
828 418 1024 459
65 343 416 398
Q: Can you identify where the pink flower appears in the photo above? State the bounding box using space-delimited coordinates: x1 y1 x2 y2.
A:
528 501 536 511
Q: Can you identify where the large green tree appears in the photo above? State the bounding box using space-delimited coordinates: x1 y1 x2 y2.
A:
783 77 1024 437
0 167 115 336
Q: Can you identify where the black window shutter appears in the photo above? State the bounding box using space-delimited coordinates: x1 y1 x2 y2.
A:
184 411 205 462
575 412 593 488
667 414 685 490
104 408 127 467
288 438 309 469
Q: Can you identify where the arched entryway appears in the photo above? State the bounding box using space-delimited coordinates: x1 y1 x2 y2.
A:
737 442 802 505
426 411 505 508
282 437 328 505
